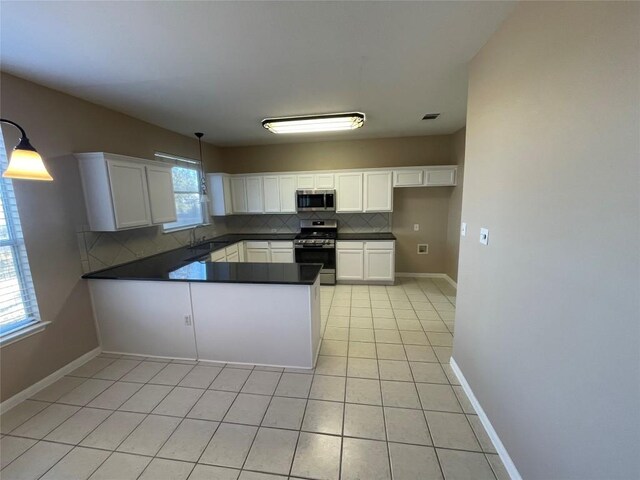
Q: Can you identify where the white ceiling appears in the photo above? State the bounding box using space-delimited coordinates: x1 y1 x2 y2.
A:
0 1 515 146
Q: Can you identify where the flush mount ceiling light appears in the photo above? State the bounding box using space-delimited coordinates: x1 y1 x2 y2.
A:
0 119 53 181
262 112 365 134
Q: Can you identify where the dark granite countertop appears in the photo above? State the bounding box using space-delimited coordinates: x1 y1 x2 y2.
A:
82 234 319 285
337 232 396 241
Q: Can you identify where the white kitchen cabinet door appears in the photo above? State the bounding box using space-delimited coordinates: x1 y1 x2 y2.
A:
315 173 335 189
226 250 240 262
89 280 197 359
263 176 281 213
279 175 297 213
107 160 152 229
208 174 233 215
231 177 248 213
364 171 393 212
297 175 315 189
246 248 270 263
393 170 424 187
336 249 364 280
424 167 457 186
146 165 177 224
336 172 363 212
210 249 226 262
271 249 294 263
246 176 264 213
364 249 395 282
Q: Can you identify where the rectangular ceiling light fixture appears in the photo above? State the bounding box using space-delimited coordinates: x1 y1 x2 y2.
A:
262 112 365 134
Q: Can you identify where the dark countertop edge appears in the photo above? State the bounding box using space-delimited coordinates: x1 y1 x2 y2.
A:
83 275 320 286
337 233 396 240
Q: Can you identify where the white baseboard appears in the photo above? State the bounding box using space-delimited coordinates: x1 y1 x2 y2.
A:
449 357 522 480
0 346 102 414
395 272 457 289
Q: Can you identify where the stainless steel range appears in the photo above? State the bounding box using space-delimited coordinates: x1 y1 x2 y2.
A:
294 220 337 285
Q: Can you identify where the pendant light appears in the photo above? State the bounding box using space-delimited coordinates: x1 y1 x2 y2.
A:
194 132 208 203
0 119 53 181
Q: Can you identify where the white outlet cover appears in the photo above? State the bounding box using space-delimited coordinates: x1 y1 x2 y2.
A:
413 224 420 231
479 227 489 245
461 222 467 236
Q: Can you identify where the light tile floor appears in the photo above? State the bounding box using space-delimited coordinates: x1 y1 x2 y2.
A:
0 277 509 480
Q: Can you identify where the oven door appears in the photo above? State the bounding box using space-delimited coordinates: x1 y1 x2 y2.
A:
294 247 336 284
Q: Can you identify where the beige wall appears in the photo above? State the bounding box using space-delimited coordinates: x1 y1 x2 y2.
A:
218 135 453 174
219 134 463 276
0 73 222 402
444 128 465 280
454 3 639 479
392 187 452 273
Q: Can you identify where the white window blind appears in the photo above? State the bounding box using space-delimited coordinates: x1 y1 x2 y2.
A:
0 132 42 338
156 153 205 231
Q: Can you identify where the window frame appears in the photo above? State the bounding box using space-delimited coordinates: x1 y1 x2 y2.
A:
0 133 48 347
158 154 207 233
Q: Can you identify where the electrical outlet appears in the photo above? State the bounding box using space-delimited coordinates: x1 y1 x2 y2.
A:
417 244 428 254
413 224 420 231
479 228 489 245
461 222 467 236
184 315 192 326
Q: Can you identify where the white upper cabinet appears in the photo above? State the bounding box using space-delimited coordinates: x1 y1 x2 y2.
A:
78 152 178 231
246 176 264 213
424 166 457 186
263 176 281 213
279 175 297 213
336 172 363 212
107 160 152 229
363 171 393 212
297 175 315 189
315 173 335 189
393 170 424 187
208 174 233 216
230 177 248 213
146 165 177 224
206 165 456 217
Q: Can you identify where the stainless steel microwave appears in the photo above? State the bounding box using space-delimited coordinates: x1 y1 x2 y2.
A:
296 190 336 212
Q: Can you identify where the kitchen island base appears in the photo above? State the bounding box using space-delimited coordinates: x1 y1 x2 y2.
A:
88 278 321 369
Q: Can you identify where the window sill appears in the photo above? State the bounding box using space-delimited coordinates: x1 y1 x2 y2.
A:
0 321 51 348
162 223 212 234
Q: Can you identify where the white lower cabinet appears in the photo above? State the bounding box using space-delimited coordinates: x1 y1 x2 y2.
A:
246 241 271 263
269 241 294 262
337 240 395 283
337 249 365 281
88 280 197 359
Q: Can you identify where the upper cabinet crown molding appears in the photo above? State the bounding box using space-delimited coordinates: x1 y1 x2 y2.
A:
207 165 457 216
76 152 177 231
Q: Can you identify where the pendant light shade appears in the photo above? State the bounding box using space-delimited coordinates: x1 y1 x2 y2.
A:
1 119 53 181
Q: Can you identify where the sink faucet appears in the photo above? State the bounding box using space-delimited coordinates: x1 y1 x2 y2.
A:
189 225 200 247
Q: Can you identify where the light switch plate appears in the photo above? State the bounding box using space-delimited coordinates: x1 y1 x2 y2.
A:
413 224 420 231
479 228 489 245
461 222 467 236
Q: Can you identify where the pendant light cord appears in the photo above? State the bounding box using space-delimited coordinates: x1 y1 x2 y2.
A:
195 132 207 196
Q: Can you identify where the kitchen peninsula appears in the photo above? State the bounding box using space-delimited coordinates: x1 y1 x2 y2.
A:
83 237 322 369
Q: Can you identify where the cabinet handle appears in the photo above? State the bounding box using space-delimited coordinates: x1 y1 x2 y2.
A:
184 315 192 326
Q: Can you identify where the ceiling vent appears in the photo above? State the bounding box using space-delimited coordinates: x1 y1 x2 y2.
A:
422 113 440 120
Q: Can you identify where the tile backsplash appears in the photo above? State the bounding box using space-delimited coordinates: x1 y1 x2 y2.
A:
78 222 225 273
224 212 391 234
79 212 390 273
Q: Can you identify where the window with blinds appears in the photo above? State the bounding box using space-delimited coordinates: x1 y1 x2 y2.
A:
156 153 205 231
0 133 42 339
